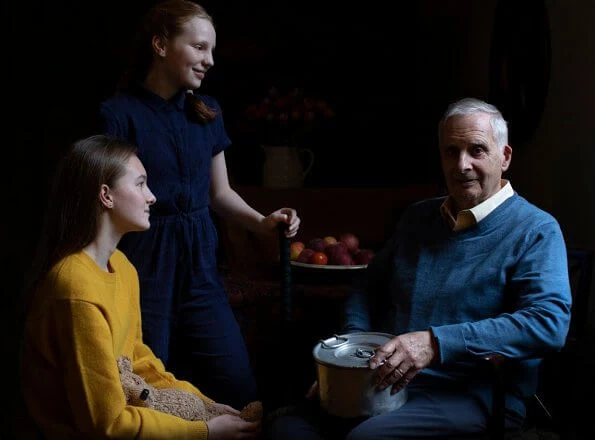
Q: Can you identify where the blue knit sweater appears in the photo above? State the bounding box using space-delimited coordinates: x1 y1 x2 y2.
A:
344 192 572 417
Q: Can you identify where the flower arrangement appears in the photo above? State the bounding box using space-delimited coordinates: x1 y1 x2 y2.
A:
238 86 335 147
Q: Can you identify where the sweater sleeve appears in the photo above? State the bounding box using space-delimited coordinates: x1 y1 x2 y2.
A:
343 229 400 333
132 340 215 404
54 300 209 439
431 220 572 364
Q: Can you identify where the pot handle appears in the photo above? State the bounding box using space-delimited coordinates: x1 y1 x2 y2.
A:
320 334 348 349
355 348 376 359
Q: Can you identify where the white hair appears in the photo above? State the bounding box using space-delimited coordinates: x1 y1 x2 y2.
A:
438 97 508 150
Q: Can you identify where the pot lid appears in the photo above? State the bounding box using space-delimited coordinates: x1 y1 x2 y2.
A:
313 332 394 369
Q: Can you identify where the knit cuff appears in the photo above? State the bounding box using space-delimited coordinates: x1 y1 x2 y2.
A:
187 421 209 440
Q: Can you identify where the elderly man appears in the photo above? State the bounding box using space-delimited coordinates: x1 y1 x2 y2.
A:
269 98 572 440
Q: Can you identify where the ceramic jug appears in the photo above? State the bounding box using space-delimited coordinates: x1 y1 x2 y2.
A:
261 145 314 189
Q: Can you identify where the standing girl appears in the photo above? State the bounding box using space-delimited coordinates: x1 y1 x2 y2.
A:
99 0 300 410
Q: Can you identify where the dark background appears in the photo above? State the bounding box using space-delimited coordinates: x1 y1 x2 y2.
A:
8 0 442 189
5 0 595 436
6 0 555 293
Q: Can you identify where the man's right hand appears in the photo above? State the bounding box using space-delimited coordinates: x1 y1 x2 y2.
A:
369 330 438 395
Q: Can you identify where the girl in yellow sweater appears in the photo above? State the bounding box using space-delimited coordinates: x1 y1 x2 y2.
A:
21 135 260 439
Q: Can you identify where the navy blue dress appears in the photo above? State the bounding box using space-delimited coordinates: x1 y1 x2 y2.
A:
99 85 257 409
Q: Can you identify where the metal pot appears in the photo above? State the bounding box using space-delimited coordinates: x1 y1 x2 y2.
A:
313 332 408 418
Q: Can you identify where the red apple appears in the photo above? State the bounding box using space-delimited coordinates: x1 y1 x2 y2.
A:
289 241 305 260
295 248 315 263
332 252 354 266
354 249 375 265
307 238 326 253
325 242 348 260
309 251 328 265
296 248 315 263
339 232 360 254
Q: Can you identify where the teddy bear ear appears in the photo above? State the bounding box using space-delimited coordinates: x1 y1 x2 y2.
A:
116 355 133 373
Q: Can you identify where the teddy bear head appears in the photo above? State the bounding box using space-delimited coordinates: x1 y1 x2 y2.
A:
117 355 158 408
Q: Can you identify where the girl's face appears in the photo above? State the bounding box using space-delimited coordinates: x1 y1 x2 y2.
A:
158 17 216 91
108 155 156 234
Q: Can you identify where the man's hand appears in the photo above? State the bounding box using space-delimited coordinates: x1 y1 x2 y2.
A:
368 330 438 395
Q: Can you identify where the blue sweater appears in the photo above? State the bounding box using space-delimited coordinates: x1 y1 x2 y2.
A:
344 193 572 416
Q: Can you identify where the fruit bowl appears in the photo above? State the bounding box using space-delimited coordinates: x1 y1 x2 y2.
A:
288 260 368 285
290 261 367 270
289 233 375 280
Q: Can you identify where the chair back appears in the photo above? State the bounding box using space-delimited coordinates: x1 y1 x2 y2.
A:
565 248 592 347
522 247 593 436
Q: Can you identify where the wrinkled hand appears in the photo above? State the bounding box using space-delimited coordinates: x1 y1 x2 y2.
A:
368 331 437 395
206 413 261 439
262 207 300 237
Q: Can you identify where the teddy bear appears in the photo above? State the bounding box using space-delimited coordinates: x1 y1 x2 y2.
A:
117 355 262 422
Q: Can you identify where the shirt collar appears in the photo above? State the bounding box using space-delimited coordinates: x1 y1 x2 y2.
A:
129 83 187 111
440 180 513 231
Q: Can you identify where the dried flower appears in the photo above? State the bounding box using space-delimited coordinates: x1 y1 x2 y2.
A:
238 86 335 146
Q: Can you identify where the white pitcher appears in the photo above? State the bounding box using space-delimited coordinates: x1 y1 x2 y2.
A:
261 145 315 189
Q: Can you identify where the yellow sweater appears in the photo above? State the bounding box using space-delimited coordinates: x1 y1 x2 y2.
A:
21 250 212 439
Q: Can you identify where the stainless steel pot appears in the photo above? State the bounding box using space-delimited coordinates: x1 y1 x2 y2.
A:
313 332 408 418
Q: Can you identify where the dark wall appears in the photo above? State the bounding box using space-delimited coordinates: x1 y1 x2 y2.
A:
10 1 446 187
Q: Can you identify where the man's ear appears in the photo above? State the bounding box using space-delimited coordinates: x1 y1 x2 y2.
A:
99 184 113 209
151 35 167 57
501 145 512 172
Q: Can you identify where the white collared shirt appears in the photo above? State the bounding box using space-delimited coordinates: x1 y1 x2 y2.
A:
440 180 514 231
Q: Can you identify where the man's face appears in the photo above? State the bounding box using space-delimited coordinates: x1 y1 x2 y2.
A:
439 113 512 212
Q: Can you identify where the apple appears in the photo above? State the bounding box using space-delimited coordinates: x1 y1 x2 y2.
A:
309 251 328 265
331 252 354 266
354 248 375 265
323 236 338 247
289 241 305 260
339 232 360 254
307 238 326 253
325 242 348 260
296 248 315 263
